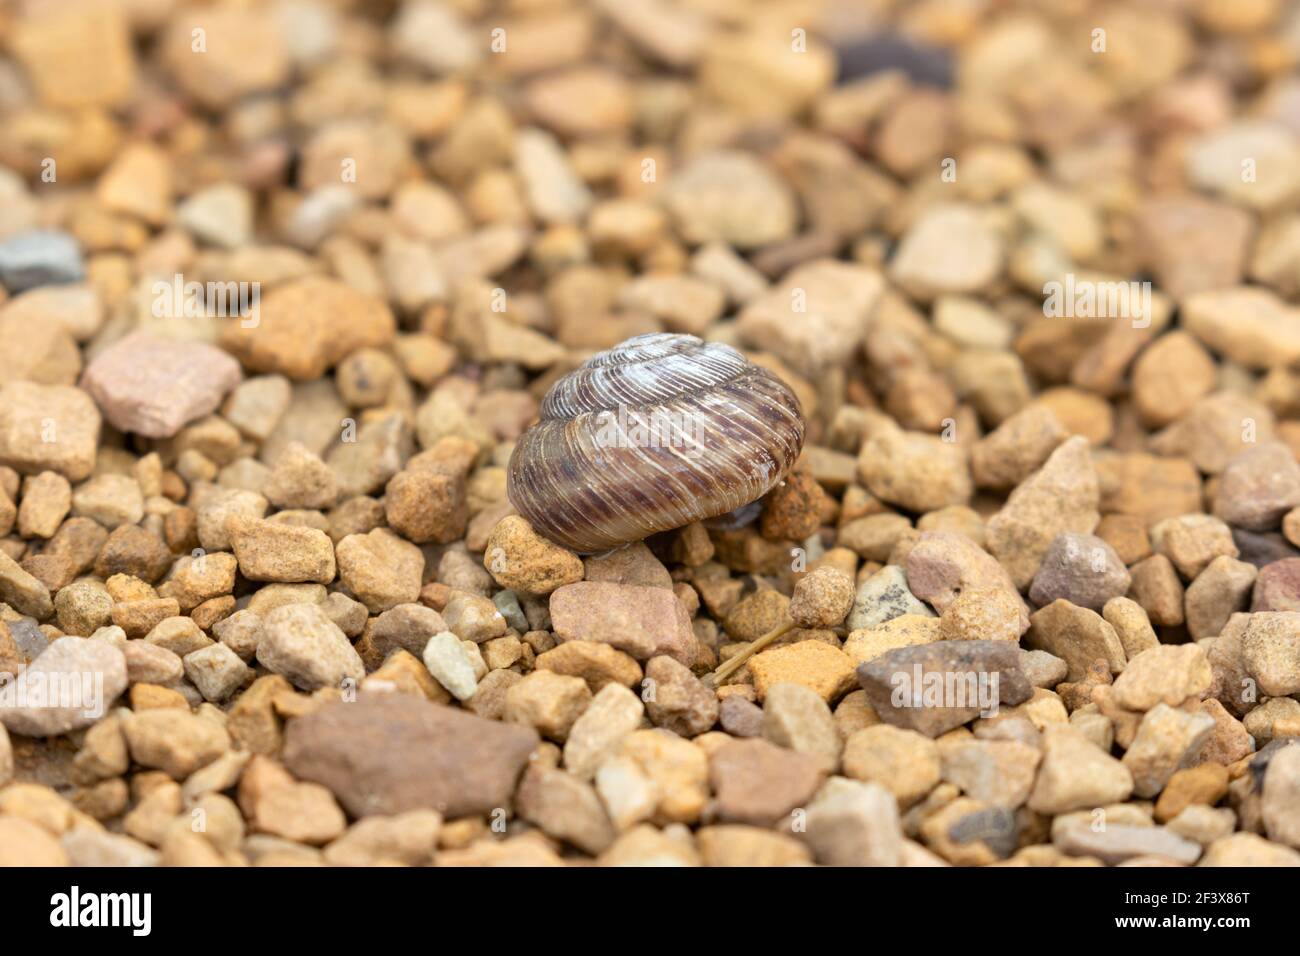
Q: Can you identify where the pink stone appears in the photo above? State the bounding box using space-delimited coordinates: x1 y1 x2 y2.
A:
80 332 242 438
549 581 695 666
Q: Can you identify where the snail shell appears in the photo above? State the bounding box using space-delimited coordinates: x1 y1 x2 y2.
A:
507 332 806 553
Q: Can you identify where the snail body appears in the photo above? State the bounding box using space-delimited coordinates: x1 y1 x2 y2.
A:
507 333 806 553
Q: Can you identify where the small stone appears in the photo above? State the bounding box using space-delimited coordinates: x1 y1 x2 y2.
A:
747 640 857 704
484 515 584 595
905 532 1026 627
938 737 1041 808
1122 704 1216 798
1262 744 1300 848
644 656 718 737
1029 533 1131 611
844 614 941 665
252 781 347 846
517 766 615 854
122 709 230 780
1214 442 1300 531
335 529 424 613
421 631 479 702
938 586 1029 643
762 681 841 773
797 776 903 866
709 738 824 826
563 684 644 780
986 437 1100 590
0 816 68 866
17 472 72 539
1154 764 1229 823
1025 600 1127 681
283 695 538 818
442 593 507 643
583 541 672 589
1132 332 1218 428
1053 818 1200 865
0 230 84 294
256 603 364 692
1019 649 1069 689
183 643 252 702
1128 554 1186 627
123 641 183 686
1098 599 1157 663
1200 832 1300 866
0 636 127 737
719 695 764 738
696 825 811 867
504 670 591 741
144 616 212 657
856 640 1033 737
71 474 143 529
262 442 338 511
385 468 467 545
79 333 241 439
857 423 971 514
842 724 940 806
737 260 884 374
846 564 935 631
535 641 642 693
229 518 336 584
970 405 1069 491
890 204 1003 299
1240 612 1300 696
221 277 395 381
549 582 694 666
54 580 111 635
323 810 443 867
1112 644 1212 711
176 183 253 249
1028 725 1134 815
1251 557 1300 612
663 151 797 250
0 382 100 482
1150 514 1239 580
0 550 54 619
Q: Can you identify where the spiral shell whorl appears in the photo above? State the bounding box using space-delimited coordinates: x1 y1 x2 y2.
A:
509 333 806 553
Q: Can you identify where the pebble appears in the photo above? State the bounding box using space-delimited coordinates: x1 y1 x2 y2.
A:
1028 725 1134 814
747 640 857 704
183 643 252 703
535 640 641 693
762 681 841 773
1261 744 1300 849
504 670 591 741
549 582 694 666
517 766 615 855
1053 818 1200 865
856 640 1033 738
663 151 797 249
938 587 1026 643
1028 533 1131 611
986 437 1100 590
1240 612 1300 696
1101 597 1160 660
797 776 903 866
1112 644 1212 711
121 709 230 780
904 532 1026 629
857 423 972 514
1154 764 1229 823
841 725 940 806
0 549 54 619
939 737 1041 808
484 515 584 595
421 631 480 702
1150 514 1239 580
1184 288 1300 369
889 204 1003 299
323 810 443 867
644 656 717 737
1026 600 1127 682
1214 442 1300 532
708 738 824 826
1199 832 1300 866
737 260 884 374
283 695 538 818
1122 704 1216 798
71 474 143 529
80 332 242 439
846 564 935 631
563 683 644 780
0 382 100 482
0 636 127 737
335 529 424 613
256 603 364 692
0 230 84 293
441 593 507 643
789 567 854 628
1253 557 1300 612
229 518 336 584
1128 554 1186 627
221 277 396 381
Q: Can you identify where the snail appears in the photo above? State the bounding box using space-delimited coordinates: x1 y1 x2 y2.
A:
507 332 806 553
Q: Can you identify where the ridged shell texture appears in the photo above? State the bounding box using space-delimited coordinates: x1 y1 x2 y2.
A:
507 333 806 553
